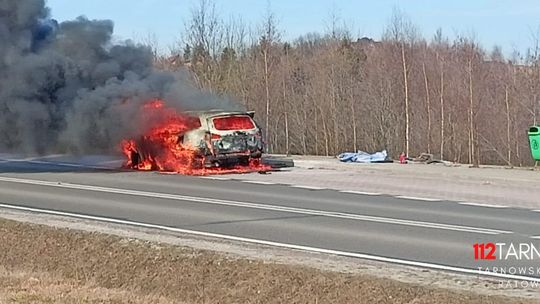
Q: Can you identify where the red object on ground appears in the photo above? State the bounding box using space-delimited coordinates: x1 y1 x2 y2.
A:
399 152 407 164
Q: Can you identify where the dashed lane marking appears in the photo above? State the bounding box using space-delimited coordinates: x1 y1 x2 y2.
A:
339 190 382 196
240 180 276 185
198 176 232 180
459 202 509 209
290 185 326 190
395 196 442 202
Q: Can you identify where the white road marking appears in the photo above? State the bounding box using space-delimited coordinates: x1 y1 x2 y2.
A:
0 176 511 235
530 236 540 239
157 172 179 175
12 154 65 162
395 196 441 202
240 180 275 185
30 154 65 160
0 203 534 283
459 202 509 209
98 160 124 165
33 161 112 170
199 176 232 180
1 159 113 170
291 185 325 190
339 190 382 196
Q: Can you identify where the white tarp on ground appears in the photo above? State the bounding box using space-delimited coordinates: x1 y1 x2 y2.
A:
338 150 389 163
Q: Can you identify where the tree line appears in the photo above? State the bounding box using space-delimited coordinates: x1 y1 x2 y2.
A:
152 1 540 166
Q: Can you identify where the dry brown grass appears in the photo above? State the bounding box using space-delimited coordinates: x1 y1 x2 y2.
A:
0 218 536 304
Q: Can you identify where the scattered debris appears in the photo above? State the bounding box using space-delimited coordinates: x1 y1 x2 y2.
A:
407 153 454 166
262 156 295 168
337 150 392 163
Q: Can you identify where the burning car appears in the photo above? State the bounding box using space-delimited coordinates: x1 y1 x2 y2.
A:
122 100 266 174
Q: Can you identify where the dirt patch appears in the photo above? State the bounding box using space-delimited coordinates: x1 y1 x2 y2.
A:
0 218 537 304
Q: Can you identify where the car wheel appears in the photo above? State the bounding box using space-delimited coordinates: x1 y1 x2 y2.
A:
130 151 141 169
191 156 205 169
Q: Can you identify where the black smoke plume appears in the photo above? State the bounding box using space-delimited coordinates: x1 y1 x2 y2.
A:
0 0 240 154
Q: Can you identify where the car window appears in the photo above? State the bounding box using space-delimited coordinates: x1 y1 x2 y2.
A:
212 115 255 131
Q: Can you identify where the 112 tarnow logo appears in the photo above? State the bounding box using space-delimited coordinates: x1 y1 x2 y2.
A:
474 243 540 260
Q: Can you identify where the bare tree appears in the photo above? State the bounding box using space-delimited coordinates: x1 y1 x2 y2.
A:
185 0 224 59
384 8 418 156
258 4 281 151
421 49 432 153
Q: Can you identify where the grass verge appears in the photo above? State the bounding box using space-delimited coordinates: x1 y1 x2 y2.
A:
0 218 537 304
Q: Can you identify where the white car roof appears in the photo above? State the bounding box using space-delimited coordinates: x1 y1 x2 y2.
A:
184 110 254 119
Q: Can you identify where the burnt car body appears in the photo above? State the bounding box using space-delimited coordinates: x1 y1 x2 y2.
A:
184 110 264 167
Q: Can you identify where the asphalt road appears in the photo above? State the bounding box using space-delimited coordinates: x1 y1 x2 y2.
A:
1 157 540 281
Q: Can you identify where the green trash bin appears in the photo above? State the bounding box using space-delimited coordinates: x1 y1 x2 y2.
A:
529 126 540 161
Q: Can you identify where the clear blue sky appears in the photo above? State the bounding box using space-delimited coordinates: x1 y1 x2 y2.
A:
46 0 540 56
